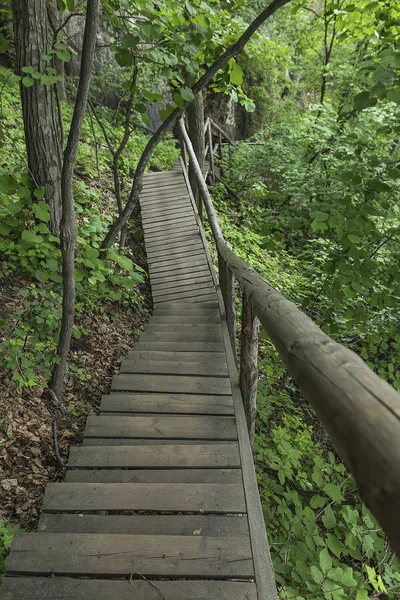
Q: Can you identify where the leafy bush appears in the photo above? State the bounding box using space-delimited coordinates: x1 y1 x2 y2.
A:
0 521 20 582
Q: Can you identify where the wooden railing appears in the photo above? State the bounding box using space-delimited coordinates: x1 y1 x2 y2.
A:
178 118 400 557
203 117 233 184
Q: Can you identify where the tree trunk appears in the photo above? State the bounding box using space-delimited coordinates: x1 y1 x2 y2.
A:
47 0 67 101
49 0 99 401
12 0 63 234
187 90 205 213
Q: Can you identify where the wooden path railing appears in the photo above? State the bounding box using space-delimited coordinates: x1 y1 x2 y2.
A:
179 118 400 557
203 117 233 184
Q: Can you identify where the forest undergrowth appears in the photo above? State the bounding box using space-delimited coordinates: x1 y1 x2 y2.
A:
0 65 178 577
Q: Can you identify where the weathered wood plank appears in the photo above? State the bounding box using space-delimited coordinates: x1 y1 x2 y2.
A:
65 468 241 483
153 302 219 312
138 329 222 343
85 415 236 439
143 323 222 334
142 207 193 221
101 392 233 413
125 350 226 361
2 578 257 599
119 360 229 377
111 374 231 395
7 533 253 578
42 483 245 513
144 218 196 234
68 443 241 468
148 255 209 271
82 438 238 446
151 275 214 293
133 341 224 352
146 226 199 242
145 230 199 245
153 287 216 303
150 268 212 284
147 242 204 260
65 468 241 484
39 513 249 536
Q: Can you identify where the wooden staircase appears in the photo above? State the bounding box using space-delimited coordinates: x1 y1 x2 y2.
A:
2 165 276 599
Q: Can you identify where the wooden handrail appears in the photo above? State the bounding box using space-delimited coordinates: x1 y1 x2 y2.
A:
178 118 400 556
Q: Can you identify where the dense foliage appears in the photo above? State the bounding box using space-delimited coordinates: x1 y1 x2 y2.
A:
209 1 400 598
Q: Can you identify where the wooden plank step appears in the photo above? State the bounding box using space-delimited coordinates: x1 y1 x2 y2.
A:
156 301 219 309
125 350 226 361
146 227 199 242
39 513 249 536
68 443 241 468
2 578 257 600
42 483 246 513
153 288 216 303
85 415 237 439
119 360 229 377
142 208 193 223
140 185 188 198
111 374 231 395
149 262 210 275
66 468 241 483
138 330 221 343
144 219 196 234
82 438 238 446
147 248 204 265
142 231 198 248
150 268 212 284
133 341 224 352
147 242 204 259
101 393 233 415
143 323 222 334
151 275 214 293
6 533 253 577
147 312 218 322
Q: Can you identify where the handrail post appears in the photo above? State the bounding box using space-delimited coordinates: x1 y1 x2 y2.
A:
239 289 259 446
218 251 237 362
207 119 216 184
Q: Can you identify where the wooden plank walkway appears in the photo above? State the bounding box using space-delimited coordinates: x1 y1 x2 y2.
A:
2 164 276 600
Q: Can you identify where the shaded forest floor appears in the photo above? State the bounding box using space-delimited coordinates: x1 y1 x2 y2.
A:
0 210 152 531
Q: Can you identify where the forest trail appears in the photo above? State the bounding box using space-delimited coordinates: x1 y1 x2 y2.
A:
2 164 275 600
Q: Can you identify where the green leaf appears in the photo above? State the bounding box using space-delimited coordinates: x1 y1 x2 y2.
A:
320 548 332 574
323 483 345 502
56 49 71 62
33 201 50 222
230 61 243 86
312 212 329 221
21 230 44 244
22 76 34 88
354 92 377 110
41 74 57 86
160 104 176 122
356 591 369 600
311 565 323 584
115 48 132 67
387 89 400 105
348 234 360 243
326 533 343 558
322 506 336 529
310 495 326 509
180 87 194 102
0 223 11 235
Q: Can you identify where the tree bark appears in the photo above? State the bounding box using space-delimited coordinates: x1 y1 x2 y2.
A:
12 0 63 234
100 0 291 252
49 0 99 401
47 0 67 101
187 90 205 214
